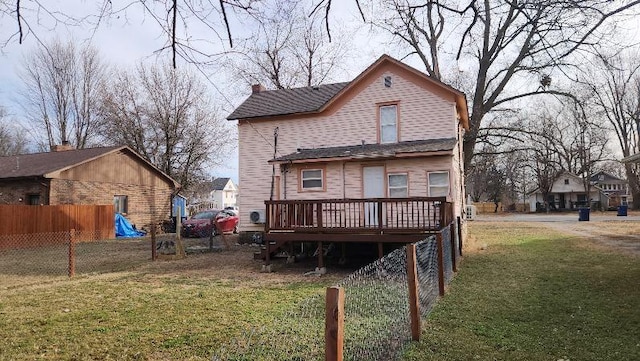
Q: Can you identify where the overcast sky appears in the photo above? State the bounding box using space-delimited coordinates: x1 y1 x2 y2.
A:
0 0 389 184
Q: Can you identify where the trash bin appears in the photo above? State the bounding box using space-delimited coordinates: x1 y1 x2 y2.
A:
578 207 590 221
617 205 628 217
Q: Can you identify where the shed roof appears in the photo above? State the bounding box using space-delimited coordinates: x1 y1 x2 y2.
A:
271 138 457 163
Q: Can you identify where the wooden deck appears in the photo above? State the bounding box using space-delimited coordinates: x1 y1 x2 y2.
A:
259 198 454 266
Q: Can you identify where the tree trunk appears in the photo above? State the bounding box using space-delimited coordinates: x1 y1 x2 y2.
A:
624 163 640 210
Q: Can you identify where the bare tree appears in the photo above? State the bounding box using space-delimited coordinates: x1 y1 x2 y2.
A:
365 0 640 169
18 39 108 150
227 1 349 90
0 105 29 156
99 63 234 189
581 49 640 208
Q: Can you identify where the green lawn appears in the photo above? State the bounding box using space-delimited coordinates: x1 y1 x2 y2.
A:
404 222 640 361
1 222 638 360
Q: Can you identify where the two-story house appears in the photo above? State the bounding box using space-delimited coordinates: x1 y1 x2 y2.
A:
590 171 630 209
228 55 469 266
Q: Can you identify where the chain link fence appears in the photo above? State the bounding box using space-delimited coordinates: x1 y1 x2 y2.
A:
213 220 461 360
0 230 233 288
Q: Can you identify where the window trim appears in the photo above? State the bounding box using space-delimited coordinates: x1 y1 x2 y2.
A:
377 102 400 144
388 172 409 198
427 171 450 197
298 166 326 192
114 195 129 214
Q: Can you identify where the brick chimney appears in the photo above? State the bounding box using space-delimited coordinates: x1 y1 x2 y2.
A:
50 140 74 152
251 84 265 94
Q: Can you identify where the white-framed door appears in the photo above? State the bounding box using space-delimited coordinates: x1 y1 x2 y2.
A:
363 166 385 226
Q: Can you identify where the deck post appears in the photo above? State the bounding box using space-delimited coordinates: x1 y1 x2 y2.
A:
457 216 463 256
377 200 383 229
377 242 384 259
325 286 345 361
317 241 324 269
450 222 457 272
406 244 421 341
436 232 445 296
317 201 323 229
68 229 76 278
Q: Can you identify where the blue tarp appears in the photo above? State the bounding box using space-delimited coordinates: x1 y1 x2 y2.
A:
115 213 146 238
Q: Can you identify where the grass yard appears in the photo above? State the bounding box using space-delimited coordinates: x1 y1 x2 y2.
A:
1 221 638 360
0 246 344 360
404 221 640 361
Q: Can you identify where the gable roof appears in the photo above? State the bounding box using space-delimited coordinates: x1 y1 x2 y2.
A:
0 146 179 188
227 54 469 129
227 82 350 120
271 138 457 163
211 177 232 191
590 171 625 183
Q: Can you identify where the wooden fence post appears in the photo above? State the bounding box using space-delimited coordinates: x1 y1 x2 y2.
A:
325 286 345 361
436 232 445 297
68 229 76 278
406 244 421 341
151 224 157 261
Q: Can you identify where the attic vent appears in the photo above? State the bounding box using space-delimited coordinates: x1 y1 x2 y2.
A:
384 76 392 87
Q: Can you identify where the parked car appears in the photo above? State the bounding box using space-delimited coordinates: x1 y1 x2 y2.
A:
224 206 239 215
181 209 239 238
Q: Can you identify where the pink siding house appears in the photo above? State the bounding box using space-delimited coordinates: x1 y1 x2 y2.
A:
228 55 469 265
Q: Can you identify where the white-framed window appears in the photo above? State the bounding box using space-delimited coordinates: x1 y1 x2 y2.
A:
114 195 128 214
388 173 408 198
428 171 450 197
301 169 324 190
379 104 398 143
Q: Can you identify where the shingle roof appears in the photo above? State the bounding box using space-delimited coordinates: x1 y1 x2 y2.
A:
0 146 123 179
272 138 457 163
226 82 350 120
211 177 231 190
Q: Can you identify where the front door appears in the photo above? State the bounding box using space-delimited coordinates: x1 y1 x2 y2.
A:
363 166 385 226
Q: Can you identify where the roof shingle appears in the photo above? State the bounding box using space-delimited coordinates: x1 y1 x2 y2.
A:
0 146 123 179
226 82 350 120
272 138 457 163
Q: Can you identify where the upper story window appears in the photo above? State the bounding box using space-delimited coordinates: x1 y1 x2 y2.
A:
388 173 408 198
428 171 450 197
27 194 41 205
379 104 398 143
300 168 325 191
114 195 128 214
564 179 569 185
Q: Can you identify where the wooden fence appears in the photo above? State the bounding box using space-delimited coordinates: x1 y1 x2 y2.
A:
0 205 115 240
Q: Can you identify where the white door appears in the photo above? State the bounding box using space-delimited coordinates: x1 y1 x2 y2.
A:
363 166 385 226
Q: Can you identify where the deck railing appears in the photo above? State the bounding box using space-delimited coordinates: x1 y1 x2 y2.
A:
265 197 452 234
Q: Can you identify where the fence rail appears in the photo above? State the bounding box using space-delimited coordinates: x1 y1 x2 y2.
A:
0 204 115 241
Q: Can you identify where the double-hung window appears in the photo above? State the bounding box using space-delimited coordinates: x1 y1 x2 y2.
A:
379 104 398 143
388 173 408 198
301 169 324 191
428 171 450 197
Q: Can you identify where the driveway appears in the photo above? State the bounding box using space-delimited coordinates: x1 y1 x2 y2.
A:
473 212 640 255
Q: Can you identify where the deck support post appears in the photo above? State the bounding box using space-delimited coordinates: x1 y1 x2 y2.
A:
450 222 457 272
436 232 445 296
406 244 421 341
457 216 463 256
377 242 384 259
317 241 324 269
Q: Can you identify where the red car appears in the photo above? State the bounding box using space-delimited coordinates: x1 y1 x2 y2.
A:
181 209 239 238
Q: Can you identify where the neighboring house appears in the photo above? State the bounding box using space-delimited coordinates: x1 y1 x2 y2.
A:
228 55 469 250
0 144 179 228
188 177 238 210
590 171 631 209
527 172 601 211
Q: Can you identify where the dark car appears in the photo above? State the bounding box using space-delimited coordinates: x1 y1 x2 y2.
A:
181 209 239 238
